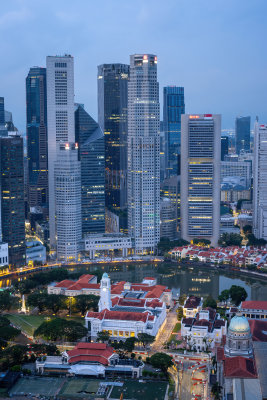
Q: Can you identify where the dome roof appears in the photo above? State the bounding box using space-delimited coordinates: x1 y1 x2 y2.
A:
102 272 109 278
229 313 250 333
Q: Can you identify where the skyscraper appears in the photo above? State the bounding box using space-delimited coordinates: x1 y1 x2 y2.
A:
46 55 75 248
0 97 5 126
253 121 267 240
98 64 129 213
235 116 251 154
0 134 25 265
221 136 229 161
127 54 160 254
163 86 185 177
54 142 81 261
75 105 105 235
26 67 48 215
181 114 221 246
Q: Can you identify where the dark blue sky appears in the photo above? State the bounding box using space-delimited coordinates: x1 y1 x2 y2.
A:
1 0 267 131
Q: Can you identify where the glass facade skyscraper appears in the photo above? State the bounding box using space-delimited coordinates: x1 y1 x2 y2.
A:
0 97 4 126
235 116 251 154
163 86 185 177
26 67 48 215
75 105 105 235
221 136 229 161
97 64 129 212
0 135 25 266
181 114 221 246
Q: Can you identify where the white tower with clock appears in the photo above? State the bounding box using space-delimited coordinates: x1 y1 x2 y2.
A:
98 272 112 311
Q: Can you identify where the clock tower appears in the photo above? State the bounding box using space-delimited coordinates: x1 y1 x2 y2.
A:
98 272 112 311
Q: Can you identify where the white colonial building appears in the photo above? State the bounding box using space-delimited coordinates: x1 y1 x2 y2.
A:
181 308 226 351
85 273 167 340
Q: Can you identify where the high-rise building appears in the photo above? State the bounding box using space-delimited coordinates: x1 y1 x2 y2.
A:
163 86 185 176
161 175 180 237
0 97 5 126
160 198 176 240
98 64 129 213
0 134 25 265
253 121 267 239
46 55 75 248
181 114 221 246
221 136 229 161
54 142 81 261
235 116 251 154
221 160 252 188
26 67 48 215
127 54 160 254
75 105 105 235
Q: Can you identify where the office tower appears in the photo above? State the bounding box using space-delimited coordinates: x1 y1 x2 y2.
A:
159 121 167 182
161 175 180 237
127 54 160 254
0 135 25 265
163 86 185 177
98 64 129 214
160 198 176 240
221 160 252 188
253 121 267 239
26 67 48 215
235 116 251 154
221 136 229 161
181 114 221 246
46 55 75 248
75 105 105 235
54 142 81 261
0 97 4 126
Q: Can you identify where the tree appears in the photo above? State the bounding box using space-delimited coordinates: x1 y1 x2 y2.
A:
203 296 217 309
137 333 155 347
218 232 242 247
177 307 184 320
218 289 230 304
211 381 222 400
243 225 252 235
96 330 110 343
75 294 99 315
123 337 137 353
27 292 49 312
0 290 15 312
34 318 87 342
247 233 267 247
229 285 248 306
45 294 64 314
192 238 211 246
150 353 173 373
0 316 20 347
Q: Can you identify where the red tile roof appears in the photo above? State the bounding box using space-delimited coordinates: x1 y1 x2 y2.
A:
67 342 114 366
249 320 267 342
224 356 257 378
55 280 75 288
86 309 153 323
67 283 100 291
241 301 267 311
184 296 201 309
216 347 225 362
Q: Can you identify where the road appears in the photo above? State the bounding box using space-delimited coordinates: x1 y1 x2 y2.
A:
151 305 178 352
177 359 209 400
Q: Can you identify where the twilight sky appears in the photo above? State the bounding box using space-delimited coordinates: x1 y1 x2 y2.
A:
0 0 267 131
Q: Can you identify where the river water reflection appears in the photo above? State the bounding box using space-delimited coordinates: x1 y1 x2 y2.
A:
1 262 267 301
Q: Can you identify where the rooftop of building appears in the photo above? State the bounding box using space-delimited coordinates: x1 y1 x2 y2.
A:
241 301 267 311
67 342 114 366
86 309 154 323
224 356 257 379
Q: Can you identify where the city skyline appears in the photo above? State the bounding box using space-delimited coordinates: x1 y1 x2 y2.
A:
1 0 267 131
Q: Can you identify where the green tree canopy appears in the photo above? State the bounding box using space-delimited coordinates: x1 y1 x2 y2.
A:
218 289 230 303
34 318 87 341
96 330 110 343
75 294 99 315
0 290 16 312
137 333 155 347
150 352 173 372
229 285 248 306
123 337 137 353
218 232 242 247
203 296 217 309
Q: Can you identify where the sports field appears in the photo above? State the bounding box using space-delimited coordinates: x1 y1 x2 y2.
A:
59 379 99 398
6 314 84 336
10 377 100 398
110 381 168 400
10 376 65 396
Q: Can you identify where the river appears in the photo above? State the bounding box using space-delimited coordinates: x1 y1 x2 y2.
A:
0 262 267 300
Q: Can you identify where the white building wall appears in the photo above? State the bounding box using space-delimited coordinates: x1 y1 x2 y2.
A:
54 143 81 261
0 242 8 266
253 122 267 239
127 54 160 254
46 55 75 248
